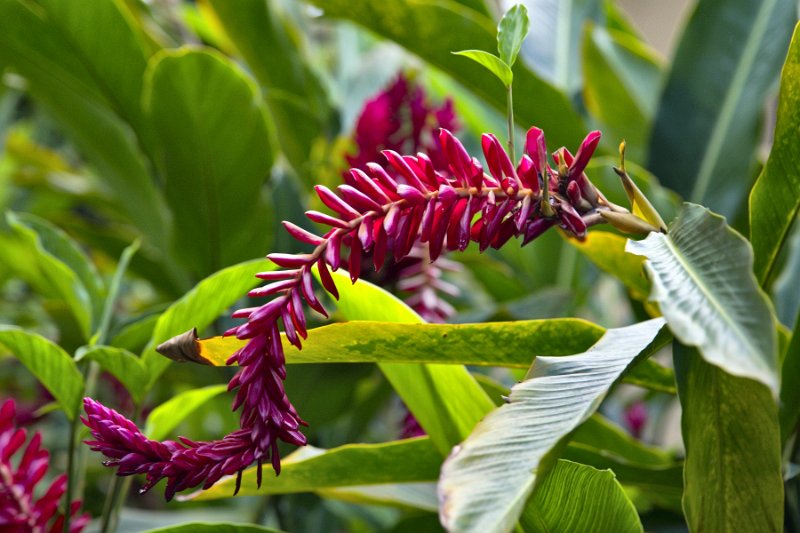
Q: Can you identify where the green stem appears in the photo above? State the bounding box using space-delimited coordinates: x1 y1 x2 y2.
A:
63 413 80 533
506 84 515 163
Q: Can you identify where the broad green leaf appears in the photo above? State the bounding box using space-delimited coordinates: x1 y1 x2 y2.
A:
675 344 783 532
320 482 437 511
626 203 779 395
497 4 529 67
453 50 513 86
0 0 168 244
568 231 650 302
622 359 675 394
647 0 795 217
582 24 662 163
76 346 148 405
438 318 665 533
326 270 495 455
143 49 274 277
6 212 99 338
144 385 228 441
750 22 800 285
193 319 604 366
572 415 673 466
519 460 642 533
519 0 603 93
203 0 332 174
308 0 585 149
188 437 441 500
142 259 272 387
0 326 84 420
142 524 282 533
780 310 800 442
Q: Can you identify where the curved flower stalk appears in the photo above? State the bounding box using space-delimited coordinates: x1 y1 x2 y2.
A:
84 125 641 500
0 399 89 532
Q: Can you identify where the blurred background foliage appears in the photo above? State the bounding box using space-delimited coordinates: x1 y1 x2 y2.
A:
0 0 797 531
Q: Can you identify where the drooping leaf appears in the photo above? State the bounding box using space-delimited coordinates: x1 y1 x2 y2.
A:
0 0 168 245
144 385 228 441
674 344 783 532
142 524 282 533
76 346 148 405
203 0 332 174
647 0 795 218
187 438 441 500
193 319 604 366
750 22 800 285
142 259 273 387
519 460 642 533
0 326 84 420
582 24 662 163
518 0 603 93
438 318 665 533
324 269 495 455
5 212 99 339
143 48 274 277
626 203 779 395
308 0 585 149
452 50 513 86
497 3 529 67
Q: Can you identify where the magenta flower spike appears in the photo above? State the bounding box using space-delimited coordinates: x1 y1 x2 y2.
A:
82 125 620 500
1 399 89 532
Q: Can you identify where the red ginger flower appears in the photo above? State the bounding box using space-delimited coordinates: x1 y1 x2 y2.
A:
1 399 89 532
83 125 611 499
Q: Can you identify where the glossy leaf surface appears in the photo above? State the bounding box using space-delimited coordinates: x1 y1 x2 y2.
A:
144 385 228 441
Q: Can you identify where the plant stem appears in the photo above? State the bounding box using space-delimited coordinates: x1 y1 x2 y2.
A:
506 84 515 163
63 413 80 533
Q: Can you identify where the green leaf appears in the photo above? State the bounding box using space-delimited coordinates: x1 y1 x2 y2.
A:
582 24 662 163
6 212 101 338
142 259 272 387
144 384 228 441
76 346 148 405
319 482 437 511
143 48 274 277
0 0 168 245
519 460 642 533
647 0 796 217
568 231 650 302
307 0 585 149
0 326 84 420
187 438 441 500
496 4 529 67
626 203 779 395
452 50 513 86
142 524 282 533
325 270 495 455
750 22 800 285
93 239 139 345
194 319 604 367
675 344 783 532
438 318 665 533
203 0 332 174
780 310 800 442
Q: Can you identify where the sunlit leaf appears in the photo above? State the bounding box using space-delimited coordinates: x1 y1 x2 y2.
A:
438 318 665 533
452 50 513 86
319 482 437 511
187 438 441 500
497 3 529 67
626 203 779 395
0 326 84 420
142 524 282 533
647 0 795 217
750 22 800 285
519 460 642 533
675 344 783 531
143 48 274 277
144 385 228 441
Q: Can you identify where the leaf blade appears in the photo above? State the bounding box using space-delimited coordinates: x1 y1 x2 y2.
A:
497 4 529 67
452 50 513 86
